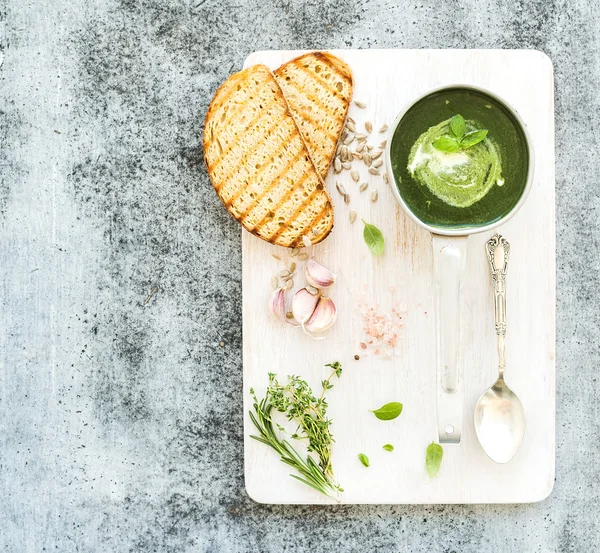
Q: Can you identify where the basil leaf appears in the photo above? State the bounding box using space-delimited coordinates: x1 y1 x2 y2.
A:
383 444 394 452
432 137 460 153
358 453 370 467
370 401 403 421
460 129 488 149
362 220 385 256
425 442 443 478
449 114 466 139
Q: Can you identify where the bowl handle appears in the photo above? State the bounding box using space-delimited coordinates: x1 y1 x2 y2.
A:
432 234 468 444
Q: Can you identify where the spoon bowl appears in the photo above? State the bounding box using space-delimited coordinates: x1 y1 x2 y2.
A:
474 377 525 463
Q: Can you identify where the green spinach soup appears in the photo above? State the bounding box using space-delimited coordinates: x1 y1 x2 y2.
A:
389 88 530 229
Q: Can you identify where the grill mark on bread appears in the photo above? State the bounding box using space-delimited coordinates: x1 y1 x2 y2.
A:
221 122 300 209
236 148 306 219
268 181 322 242
213 117 294 195
248 169 313 231
290 202 332 247
275 77 340 141
291 59 348 108
312 52 353 84
206 97 281 172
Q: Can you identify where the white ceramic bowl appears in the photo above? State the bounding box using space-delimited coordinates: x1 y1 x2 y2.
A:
384 84 535 236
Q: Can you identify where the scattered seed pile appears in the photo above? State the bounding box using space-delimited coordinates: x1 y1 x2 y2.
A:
271 246 308 294
333 100 391 223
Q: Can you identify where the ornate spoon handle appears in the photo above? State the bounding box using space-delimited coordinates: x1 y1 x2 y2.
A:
486 234 510 377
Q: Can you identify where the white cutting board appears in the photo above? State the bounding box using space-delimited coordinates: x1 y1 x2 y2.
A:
242 49 555 504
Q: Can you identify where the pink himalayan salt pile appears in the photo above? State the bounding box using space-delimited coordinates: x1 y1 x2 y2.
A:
357 298 407 357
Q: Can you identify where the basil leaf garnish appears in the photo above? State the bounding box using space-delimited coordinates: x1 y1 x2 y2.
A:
449 114 466 139
362 220 385 256
460 129 488 149
426 442 443 478
432 137 460 153
370 402 403 421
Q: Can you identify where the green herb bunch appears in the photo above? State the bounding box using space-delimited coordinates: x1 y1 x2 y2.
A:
249 362 343 499
432 114 488 153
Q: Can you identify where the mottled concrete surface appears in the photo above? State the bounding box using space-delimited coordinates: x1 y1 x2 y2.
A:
0 0 598 551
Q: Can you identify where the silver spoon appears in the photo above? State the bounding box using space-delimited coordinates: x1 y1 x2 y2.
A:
474 234 526 463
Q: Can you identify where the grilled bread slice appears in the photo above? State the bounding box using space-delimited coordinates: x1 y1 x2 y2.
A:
274 52 353 180
204 64 334 248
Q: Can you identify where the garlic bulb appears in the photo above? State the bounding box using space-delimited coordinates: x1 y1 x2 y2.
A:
305 296 338 333
305 259 337 289
292 287 320 325
267 287 286 322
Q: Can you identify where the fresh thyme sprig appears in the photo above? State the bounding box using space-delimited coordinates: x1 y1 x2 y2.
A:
249 362 343 499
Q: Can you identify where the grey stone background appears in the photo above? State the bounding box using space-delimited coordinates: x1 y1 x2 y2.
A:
0 0 597 550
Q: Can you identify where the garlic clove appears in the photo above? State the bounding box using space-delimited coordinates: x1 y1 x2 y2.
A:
305 259 337 289
305 296 338 333
292 287 320 325
267 287 287 323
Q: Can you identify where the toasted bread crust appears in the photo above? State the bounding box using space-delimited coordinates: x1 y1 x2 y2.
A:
204 64 334 248
274 52 353 180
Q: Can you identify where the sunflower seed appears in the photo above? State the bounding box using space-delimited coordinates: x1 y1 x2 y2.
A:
278 269 291 277
359 182 368 192
336 181 347 196
351 170 360 182
272 254 281 261
354 100 367 108
291 247 299 257
349 209 357 223
371 190 379 202
341 145 348 159
341 130 348 141
379 124 388 133
380 140 387 148
372 159 383 168
286 311 294 319
271 276 279 289
346 121 356 133
285 279 294 291
344 193 350 204
336 143 342 156
355 133 368 141
369 167 380 176
298 252 308 261
334 158 342 173
365 121 373 133
356 142 365 153
362 152 372 165
371 150 382 160
367 144 374 151
341 161 352 170
289 261 296 273
353 152 362 159
343 134 354 145
382 173 389 184
347 116 356 125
